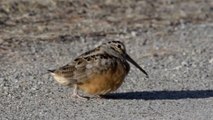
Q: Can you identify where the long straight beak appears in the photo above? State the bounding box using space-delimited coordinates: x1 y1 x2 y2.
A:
125 54 149 78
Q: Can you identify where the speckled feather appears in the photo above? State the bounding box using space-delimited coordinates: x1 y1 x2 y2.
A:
50 43 130 86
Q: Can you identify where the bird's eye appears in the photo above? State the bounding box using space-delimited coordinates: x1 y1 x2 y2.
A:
117 45 121 49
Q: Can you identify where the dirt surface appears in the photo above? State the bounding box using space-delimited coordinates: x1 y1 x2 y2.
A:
1 0 213 120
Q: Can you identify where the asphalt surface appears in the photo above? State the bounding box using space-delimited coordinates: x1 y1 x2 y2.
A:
0 1 213 120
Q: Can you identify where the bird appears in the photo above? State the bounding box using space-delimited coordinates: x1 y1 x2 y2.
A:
48 41 148 99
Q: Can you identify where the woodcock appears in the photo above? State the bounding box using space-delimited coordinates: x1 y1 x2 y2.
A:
49 41 148 99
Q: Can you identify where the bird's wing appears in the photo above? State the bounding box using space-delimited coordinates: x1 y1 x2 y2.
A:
72 53 118 83
51 51 118 85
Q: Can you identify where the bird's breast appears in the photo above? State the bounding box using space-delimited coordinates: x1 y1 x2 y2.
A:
78 60 130 95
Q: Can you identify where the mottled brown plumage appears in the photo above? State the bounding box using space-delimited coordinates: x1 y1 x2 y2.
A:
49 41 148 99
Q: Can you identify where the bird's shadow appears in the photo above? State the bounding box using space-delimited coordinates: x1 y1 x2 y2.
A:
102 90 213 100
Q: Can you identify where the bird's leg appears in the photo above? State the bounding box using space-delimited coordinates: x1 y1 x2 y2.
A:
72 84 88 100
94 95 103 99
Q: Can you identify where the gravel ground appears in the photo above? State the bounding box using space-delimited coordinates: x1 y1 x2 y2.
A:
0 0 213 120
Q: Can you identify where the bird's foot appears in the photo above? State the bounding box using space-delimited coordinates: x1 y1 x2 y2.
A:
71 93 89 100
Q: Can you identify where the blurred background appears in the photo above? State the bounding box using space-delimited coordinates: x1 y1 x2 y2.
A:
0 0 212 44
0 0 213 120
